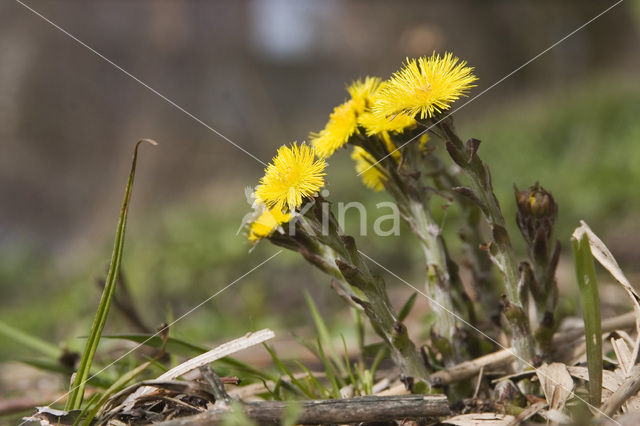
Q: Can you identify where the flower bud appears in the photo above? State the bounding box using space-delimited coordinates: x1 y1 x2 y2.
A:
515 182 558 257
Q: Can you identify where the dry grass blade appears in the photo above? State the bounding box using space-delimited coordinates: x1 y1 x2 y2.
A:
611 335 635 376
157 329 275 381
123 329 274 408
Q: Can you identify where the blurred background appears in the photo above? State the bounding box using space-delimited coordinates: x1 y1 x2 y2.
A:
1 0 639 408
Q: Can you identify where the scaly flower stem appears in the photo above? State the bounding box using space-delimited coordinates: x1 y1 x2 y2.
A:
426 154 499 321
308 204 430 380
271 205 430 382
356 135 473 364
436 119 535 366
514 183 561 355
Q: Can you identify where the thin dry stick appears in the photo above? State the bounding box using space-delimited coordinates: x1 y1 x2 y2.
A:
155 394 450 425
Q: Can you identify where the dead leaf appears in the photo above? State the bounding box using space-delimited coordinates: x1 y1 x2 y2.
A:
566 366 623 393
536 363 574 411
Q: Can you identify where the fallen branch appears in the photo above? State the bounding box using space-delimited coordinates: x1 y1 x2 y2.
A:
156 394 450 425
431 312 636 386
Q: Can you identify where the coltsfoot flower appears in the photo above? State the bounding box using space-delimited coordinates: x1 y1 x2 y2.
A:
351 146 387 191
373 53 477 120
358 111 416 136
255 143 326 212
311 77 381 158
347 76 381 112
248 206 291 242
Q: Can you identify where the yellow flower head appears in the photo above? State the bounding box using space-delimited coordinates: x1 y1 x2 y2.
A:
255 143 326 212
347 76 381 112
310 100 358 159
311 76 381 158
373 53 477 120
351 146 387 191
358 111 416 136
248 207 291 242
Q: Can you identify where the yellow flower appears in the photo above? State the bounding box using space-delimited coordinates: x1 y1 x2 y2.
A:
358 111 416 136
351 146 387 191
311 76 381 158
255 143 326 212
373 53 477 120
347 76 381 112
310 101 358 158
248 207 291 242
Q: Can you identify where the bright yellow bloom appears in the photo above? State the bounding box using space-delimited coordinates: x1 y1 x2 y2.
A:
311 77 381 158
351 146 387 191
248 207 291 242
373 53 477 120
255 143 326 212
310 100 358 158
358 111 416 136
347 77 381 112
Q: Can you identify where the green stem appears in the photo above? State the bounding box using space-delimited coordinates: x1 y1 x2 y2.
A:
407 197 458 345
357 135 470 364
426 154 499 320
437 120 534 365
272 209 430 382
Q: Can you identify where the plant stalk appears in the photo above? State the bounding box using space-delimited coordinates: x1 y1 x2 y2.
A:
436 120 535 366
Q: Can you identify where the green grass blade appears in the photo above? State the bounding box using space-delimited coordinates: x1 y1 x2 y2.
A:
263 344 314 399
99 334 209 357
315 338 341 398
66 139 156 410
19 359 113 388
0 320 61 359
215 356 278 382
572 232 603 405
80 355 158 425
280 400 302 426
370 345 389 379
303 290 347 376
341 335 358 395
293 360 328 398
354 309 365 355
